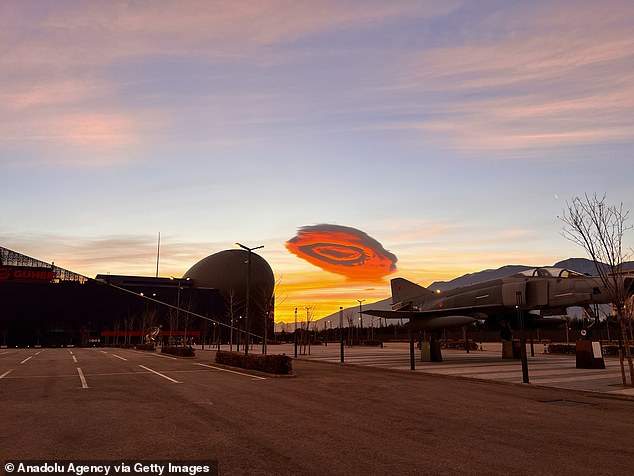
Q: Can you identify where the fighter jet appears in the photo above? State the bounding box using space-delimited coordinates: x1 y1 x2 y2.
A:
363 267 634 340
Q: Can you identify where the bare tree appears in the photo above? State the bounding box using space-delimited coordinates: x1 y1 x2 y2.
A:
560 193 634 385
142 306 159 344
226 287 241 352
270 276 288 345
300 306 316 355
255 278 278 354
181 294 197 346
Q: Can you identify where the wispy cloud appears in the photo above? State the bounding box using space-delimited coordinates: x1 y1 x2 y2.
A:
0 110 170 167
3 79 114 111
384 2 634 155
1 1 453 70
0 233 233 278
1 1 458 168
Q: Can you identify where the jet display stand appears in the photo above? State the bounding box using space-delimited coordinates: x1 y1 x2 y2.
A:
575 340 605 369
502 340 522 359
421 341 442 362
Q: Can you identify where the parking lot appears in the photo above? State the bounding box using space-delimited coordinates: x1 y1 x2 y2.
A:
1 346 633 475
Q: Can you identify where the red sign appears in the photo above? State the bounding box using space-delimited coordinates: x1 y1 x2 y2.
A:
100 330 201 337
0 266 57 283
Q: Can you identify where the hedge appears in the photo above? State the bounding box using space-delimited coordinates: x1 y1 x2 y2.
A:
549 342 634 357
546 343 576 354
135 343 156 351
161 345 195 357
215 350 293 375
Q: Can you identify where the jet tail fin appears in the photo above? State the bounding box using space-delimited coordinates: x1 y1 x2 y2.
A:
391 277 433 310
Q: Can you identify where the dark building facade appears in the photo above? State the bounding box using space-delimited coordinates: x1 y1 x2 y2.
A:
0 246 274 347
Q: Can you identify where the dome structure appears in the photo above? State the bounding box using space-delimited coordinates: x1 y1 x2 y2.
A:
184 250 275 337
185 249 274 295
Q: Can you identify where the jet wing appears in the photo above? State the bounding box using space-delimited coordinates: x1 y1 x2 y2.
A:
364 303 496 319
362 309 414 319
363 309 484 330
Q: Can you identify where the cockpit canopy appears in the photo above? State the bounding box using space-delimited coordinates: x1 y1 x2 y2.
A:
514 267 586 278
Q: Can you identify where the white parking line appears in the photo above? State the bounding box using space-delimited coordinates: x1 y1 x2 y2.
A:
0 370 13 379
77 367 89 388
145 352 177 360
112 354 127 361
196 363 266 380
72 355 78 363
20 356 33 364
138 365 181 383
68 350 74 355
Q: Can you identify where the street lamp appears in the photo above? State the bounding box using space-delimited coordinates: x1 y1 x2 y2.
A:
305 306 311 353
236 243 263 355
294 307 298 358
339 307 344 362
357 299 365 343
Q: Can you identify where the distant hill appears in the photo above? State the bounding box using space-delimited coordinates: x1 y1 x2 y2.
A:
276 257 634 331
428 258 634 291
428 265 533 292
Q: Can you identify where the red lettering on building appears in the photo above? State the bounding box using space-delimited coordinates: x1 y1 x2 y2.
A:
0 267 57 282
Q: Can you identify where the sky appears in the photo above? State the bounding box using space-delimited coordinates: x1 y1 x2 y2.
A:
1 0 633 323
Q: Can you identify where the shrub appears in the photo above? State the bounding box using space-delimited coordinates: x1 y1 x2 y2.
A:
547 343 576 354
135 343 156 351
361 340 383 347
432 340 479 351
161 345 195 357
215 350 292 375
602 345 621 356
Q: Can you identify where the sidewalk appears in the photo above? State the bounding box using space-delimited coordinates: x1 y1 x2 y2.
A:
273 341 634 398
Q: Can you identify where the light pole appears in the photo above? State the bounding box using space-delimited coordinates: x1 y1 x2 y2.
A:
170 276 190 346
305 306 311 355
176 284 180 345
230 315 234 352
236 243 263 355
357 299 365 344
339 307 344 362
263 309 269 355
516 291 529 384
294 307 298 358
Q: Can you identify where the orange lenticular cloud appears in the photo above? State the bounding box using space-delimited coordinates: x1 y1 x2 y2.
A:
285 224 397 281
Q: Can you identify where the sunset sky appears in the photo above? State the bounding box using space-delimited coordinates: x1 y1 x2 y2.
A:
1 1 633 323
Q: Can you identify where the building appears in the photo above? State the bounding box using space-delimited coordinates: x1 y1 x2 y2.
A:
0 246 274 347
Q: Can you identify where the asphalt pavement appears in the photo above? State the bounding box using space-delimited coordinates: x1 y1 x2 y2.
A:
1 347 633 476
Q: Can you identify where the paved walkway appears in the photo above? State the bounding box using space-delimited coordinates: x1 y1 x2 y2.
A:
269 341 634 398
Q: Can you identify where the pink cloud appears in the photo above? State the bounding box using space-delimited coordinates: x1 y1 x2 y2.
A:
54 114 136 147
4 80 112 111
0 109 171 167
2 1 458 70
391 3 634 153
